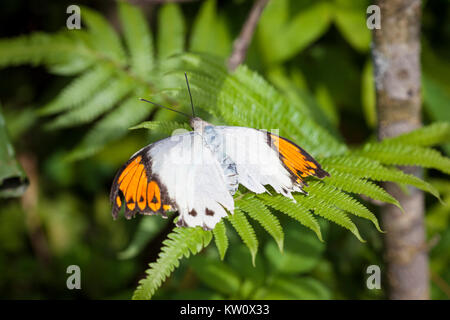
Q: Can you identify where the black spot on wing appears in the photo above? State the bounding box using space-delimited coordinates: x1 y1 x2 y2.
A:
189 209 197 217
205 208 214 216
176 217 187 227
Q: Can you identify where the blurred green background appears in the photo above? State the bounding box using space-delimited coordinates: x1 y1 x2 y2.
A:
0 0 449 299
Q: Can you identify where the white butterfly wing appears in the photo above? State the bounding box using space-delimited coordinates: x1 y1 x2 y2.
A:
145 131 234 230
212 126 328 199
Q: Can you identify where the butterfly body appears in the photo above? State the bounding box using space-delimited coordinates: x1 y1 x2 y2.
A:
110 116 329 230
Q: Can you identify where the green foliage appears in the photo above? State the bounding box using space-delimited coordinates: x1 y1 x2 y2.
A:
118 216 168 260
130 53 450 299
0 106 28 197
257 0 371 64
133 226 212 300
257 193 322 242
212 220 228 260
190 0 232 57
355 143 450 175
157 4 185 61
361 61 376 128
258 0 333 64
237 195 284 251
1 1 449 301
129 120 191 135
0 1 188 160
227 209 259 266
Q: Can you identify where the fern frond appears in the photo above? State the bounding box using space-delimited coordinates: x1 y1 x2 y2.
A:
382 122 450 147
157 3 185 60
227 209 258 266
177 53 347 157
296 194 365 242
118 1 154 80
39 65 114 115
355 143 450 174
81 6 126 64
130 120 191 136
66 95 152 160
305 181 383 232
257 193 322 242
321 155 440 199
0 32 90 69
212 220 228 260
324 170 402 210
46 77 133 129
132 226 212 300
236 196 284 251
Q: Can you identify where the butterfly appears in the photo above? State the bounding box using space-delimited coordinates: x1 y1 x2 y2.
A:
110 74 329 230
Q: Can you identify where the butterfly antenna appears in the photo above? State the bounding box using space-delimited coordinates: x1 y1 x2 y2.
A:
185 72 195 117
139 98 190 118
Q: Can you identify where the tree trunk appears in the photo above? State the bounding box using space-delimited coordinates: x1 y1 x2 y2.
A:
372 0 429 299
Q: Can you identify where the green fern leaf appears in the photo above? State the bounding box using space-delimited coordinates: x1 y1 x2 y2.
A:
236 196 284 252
382 122 450 147
324 170 402 210
305 181 383 232
130 120 191 135
118 1 154 80
257 193 322 242
0 32 90 69
157 3 185 60
66 95 152 160
355 143 450 174
322 155 440 199
227 209 258 266
46 77 133 129
39 65 114 115
81 6 126 64
132 226 211 300
296 194 365 242
212 220 228 260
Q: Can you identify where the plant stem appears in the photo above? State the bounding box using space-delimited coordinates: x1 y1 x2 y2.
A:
228 0 270 71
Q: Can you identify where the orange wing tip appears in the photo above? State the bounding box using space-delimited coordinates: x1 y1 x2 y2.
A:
269 133 330 181
313 167 330 179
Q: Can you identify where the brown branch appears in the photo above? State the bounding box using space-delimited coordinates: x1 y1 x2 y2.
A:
373 0 428 300
227 0 270 71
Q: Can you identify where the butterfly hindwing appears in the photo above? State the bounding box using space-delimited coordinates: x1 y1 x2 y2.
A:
110 131 234 230
110 147 173 220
